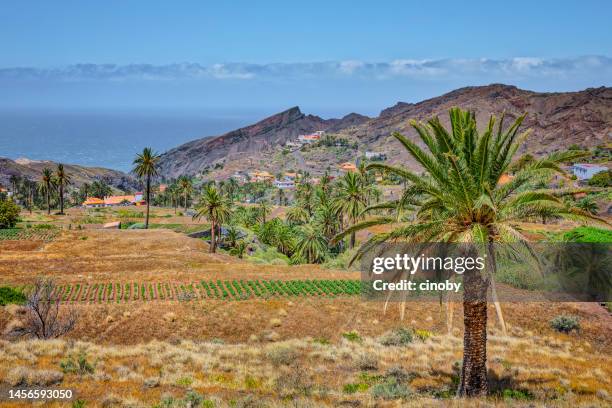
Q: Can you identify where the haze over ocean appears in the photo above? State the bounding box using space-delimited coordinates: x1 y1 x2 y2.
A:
0 110 259 172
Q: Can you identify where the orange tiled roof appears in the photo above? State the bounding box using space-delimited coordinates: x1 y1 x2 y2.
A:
82 197 104 205
498 174 514 185
104 195 135 205
339 162 357 171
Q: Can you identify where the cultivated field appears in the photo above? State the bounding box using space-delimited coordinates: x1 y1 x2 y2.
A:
0 208 610 407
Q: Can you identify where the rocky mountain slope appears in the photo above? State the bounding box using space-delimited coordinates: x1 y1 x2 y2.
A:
157 107 369 178
0 157 139 191
157 84 611 178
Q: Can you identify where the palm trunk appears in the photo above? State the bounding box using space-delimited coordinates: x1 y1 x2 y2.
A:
184 192 188 211
349 216 356 249
457 269 490 397
59 185 64 214
210 220 216 253
46 189 50 215
145 176 151 229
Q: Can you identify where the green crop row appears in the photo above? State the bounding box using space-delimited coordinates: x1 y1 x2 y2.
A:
0 228 59 241
51 279 363 303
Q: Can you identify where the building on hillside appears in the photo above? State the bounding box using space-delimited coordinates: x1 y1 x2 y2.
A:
158 184 168 193
297 131 324 144
274 179 295 189
339 162 357 172
498 174 515 185
82 197 105 208
571 163 608 180
248 171 274 182
365 151 387 160
231 172 248 183
284 172 297 180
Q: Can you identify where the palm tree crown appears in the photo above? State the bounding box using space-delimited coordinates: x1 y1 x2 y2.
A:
194 184 232 253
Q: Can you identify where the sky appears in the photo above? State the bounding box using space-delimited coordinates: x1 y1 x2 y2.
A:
1 0 611 116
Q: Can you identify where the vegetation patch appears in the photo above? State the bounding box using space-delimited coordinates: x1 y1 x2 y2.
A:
0 286 27 305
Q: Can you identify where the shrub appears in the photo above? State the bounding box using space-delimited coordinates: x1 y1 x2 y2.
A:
587 170 611 187
0 198 20 228
342 331 362 343
355 354 378 371
550 315 580 333
384 366 412 383
0 286 27 306
370 378 411 400
379 327 413 346
266 345 298 366
60 350 95 375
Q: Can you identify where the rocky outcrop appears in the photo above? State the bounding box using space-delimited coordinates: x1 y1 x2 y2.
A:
157 107 368 178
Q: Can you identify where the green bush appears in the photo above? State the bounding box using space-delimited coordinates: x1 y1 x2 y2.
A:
561 226 612 243
379 327 414 346
587 170 611 187
370 378 411 400
0 199 20 228
0 286 27 306
550 315 580 333
342 331 362 343
60 351 95 375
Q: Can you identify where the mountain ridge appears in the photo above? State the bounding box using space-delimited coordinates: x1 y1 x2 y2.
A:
157 84 611 178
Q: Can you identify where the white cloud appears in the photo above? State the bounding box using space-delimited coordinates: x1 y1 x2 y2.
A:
0 56 610 82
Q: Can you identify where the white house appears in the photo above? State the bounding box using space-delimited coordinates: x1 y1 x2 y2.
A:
274 180 295 189
571 163 608 180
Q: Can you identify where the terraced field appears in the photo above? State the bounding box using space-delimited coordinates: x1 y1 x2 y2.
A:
32 279 364 304
0 228 59 241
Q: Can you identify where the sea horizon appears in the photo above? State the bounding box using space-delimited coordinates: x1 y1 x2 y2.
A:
0 108 264 172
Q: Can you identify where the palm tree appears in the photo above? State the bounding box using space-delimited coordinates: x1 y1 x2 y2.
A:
286 205 309 226
178 176 193 211
193 184 231 253
333 108 602 397
277 188 285 206
293 224 328 263
132 147 161 229
55 164 71 215
224 226 240 248
226 178 239 203
39 168 54 215
230 240 248 258
257 200 271 226
576 197 598 215
333 171 369 249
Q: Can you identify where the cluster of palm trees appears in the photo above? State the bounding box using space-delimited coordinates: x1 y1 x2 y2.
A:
36 164 71 215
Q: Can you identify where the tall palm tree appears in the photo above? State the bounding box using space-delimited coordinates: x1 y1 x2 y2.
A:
333 171 369 249
277 188 285 206
194 184 231 253
226 178 239 203
132 147 161 229
257 200 271 226
293 224 328 264
39 168 54 215
55 164 71 215
333 108 602 397
168 183 180 214
178 176 193 211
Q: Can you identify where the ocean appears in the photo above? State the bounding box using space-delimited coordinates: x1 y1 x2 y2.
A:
0 109 258 172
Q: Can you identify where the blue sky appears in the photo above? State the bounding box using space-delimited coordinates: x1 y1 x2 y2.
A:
1 1 611 116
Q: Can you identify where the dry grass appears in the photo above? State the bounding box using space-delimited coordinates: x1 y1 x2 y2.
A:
1 212 610 406
0 330 609 407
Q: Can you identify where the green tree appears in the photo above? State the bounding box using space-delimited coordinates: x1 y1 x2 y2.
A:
587 170 611 187
576 197 598 215
334 108 603 397
293 224 328 264
257 200 271 226
55 164 71 215
38 168 54 215
286 206 309 226
132 147 161 229
194 185 231 253
0 198 21 228
333 171 369 249
178 176 193 211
